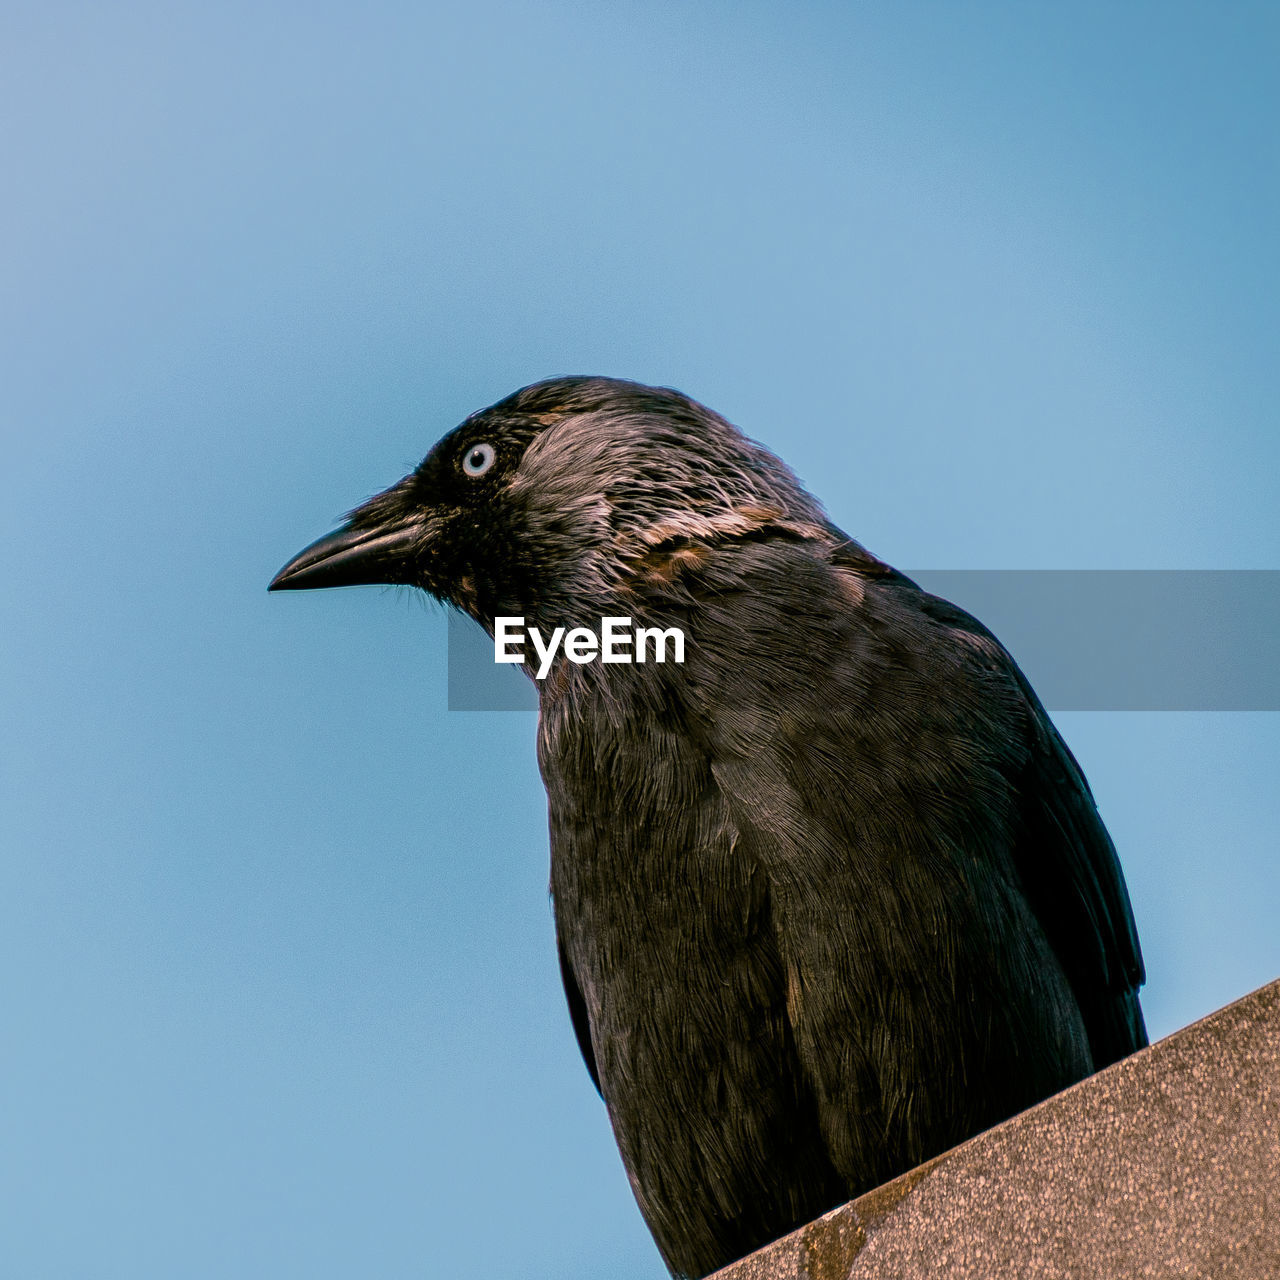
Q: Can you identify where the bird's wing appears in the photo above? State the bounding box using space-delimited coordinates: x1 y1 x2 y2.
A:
555 920 602 1095
680 538 1147 1182
909 587 1148 1066
1011 680 1148 1062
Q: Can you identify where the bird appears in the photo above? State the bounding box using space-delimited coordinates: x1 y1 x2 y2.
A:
269 376 1147 1280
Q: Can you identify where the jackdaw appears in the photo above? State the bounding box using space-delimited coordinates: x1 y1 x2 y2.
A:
270 376 1146 1279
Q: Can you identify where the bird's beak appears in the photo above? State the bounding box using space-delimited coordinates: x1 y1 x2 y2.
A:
268 519 422 591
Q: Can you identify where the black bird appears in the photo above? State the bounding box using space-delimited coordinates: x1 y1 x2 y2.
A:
270 377 1146 1279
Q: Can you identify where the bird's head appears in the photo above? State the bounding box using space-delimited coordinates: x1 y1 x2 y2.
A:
269 376 832 628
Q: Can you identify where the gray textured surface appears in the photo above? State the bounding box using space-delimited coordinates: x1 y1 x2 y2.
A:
714 978 1280 1280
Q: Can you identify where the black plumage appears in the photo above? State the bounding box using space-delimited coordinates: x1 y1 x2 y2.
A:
270 376 1146 1279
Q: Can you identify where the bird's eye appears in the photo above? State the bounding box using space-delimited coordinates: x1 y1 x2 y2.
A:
462 442 497 478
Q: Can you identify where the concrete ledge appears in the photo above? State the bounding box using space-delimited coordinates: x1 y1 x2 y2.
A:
714 978 1280 1279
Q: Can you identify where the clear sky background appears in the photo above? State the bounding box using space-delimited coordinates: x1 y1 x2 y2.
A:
2 3 1277 1277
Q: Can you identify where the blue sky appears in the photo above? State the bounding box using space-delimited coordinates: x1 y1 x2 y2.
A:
2 3 1277 1276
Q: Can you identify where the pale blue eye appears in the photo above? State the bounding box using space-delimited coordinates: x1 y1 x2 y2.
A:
462 442 496 477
